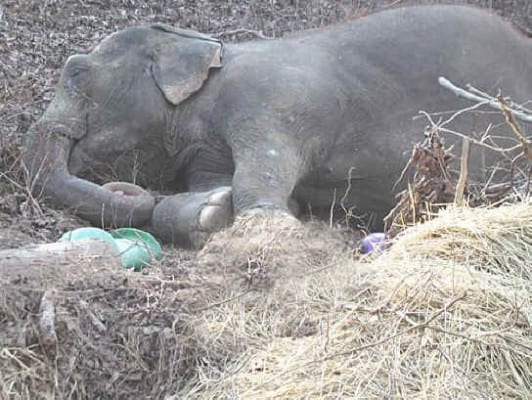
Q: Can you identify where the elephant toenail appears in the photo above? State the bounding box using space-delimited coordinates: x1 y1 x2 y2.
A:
199 205 229 231
208 187 232 205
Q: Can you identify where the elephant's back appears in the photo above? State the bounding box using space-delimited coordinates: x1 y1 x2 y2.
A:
228 5 532 103
222 6 531 216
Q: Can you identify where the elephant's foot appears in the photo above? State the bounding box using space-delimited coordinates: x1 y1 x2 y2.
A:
190 187 234 248
152 187 233 248
198 205 312 285
237 207 300 225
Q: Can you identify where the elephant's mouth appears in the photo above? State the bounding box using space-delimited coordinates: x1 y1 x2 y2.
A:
66 113 111 178
67 141 88 176
25 99 155 229
68 140 119 183
66 115 89 171
68 135 145 184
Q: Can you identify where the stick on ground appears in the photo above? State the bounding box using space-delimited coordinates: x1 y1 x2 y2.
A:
39 290 57 347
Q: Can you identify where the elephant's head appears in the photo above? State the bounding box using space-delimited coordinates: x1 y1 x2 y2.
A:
23 24 223 227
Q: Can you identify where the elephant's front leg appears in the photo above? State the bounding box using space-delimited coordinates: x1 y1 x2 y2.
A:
151 187 233 248
231 141 304 217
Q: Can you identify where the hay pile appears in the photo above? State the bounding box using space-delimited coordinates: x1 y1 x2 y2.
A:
198 211 355 282
185 202 531 399
1 202 530 398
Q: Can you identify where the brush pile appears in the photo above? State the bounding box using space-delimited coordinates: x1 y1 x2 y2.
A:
384 127 457 237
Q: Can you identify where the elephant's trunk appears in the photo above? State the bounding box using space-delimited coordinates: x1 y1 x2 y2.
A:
23 119 154 228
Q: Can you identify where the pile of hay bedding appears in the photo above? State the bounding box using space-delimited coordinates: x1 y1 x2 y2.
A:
1 202 530 398
0 212 352 399
185 202 531 399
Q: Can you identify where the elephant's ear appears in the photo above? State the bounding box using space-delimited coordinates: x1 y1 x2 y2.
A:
150 24 223 105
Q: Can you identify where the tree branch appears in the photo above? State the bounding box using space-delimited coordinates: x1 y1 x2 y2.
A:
438 76 532 123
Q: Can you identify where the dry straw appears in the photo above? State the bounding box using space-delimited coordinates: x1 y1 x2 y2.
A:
185 201 531 399
1 202 530 399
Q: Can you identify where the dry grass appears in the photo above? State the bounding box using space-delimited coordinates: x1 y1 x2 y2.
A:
0 211 354 399
1 200 530 399
198 211 354 284
180 201 531 399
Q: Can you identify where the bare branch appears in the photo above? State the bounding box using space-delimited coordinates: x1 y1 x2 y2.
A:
497 95 532 162
438 77 532 123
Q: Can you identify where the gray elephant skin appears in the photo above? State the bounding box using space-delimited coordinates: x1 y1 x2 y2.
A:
23 5 531 247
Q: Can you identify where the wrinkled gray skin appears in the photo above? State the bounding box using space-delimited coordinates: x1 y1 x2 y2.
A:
24 5 531 248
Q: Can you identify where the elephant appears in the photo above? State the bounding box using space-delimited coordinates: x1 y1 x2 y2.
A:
23 5 531 248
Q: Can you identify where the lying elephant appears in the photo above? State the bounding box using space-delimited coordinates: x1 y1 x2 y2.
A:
23 5 531 247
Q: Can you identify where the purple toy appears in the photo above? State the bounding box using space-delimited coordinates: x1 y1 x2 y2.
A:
360 233 387 254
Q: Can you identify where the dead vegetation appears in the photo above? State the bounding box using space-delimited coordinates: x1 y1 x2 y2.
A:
199 203 531 399
0 214 355 399
1 201 530 398
385 79 531 238
0 261 205 398
384 126 458 237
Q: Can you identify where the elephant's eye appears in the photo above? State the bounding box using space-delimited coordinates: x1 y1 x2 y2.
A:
66 67 88 92
63 55 91 93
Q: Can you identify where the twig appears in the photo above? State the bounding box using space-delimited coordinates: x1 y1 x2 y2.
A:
328 188 336 228
439 99 491 128
215 28 272 40
438 77 532 123
79 300 107 334
39 290 57 347
497 95 532 162
437 126 518 156
340 167 355 226
192 289 252 313
392 149 413 192
454 137 470 205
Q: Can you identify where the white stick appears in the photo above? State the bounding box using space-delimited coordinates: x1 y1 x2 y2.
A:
438 77 532 123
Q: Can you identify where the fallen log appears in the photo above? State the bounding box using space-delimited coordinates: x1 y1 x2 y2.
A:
0 240 121 282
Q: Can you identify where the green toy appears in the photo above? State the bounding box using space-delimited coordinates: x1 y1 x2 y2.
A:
59 227 162 270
